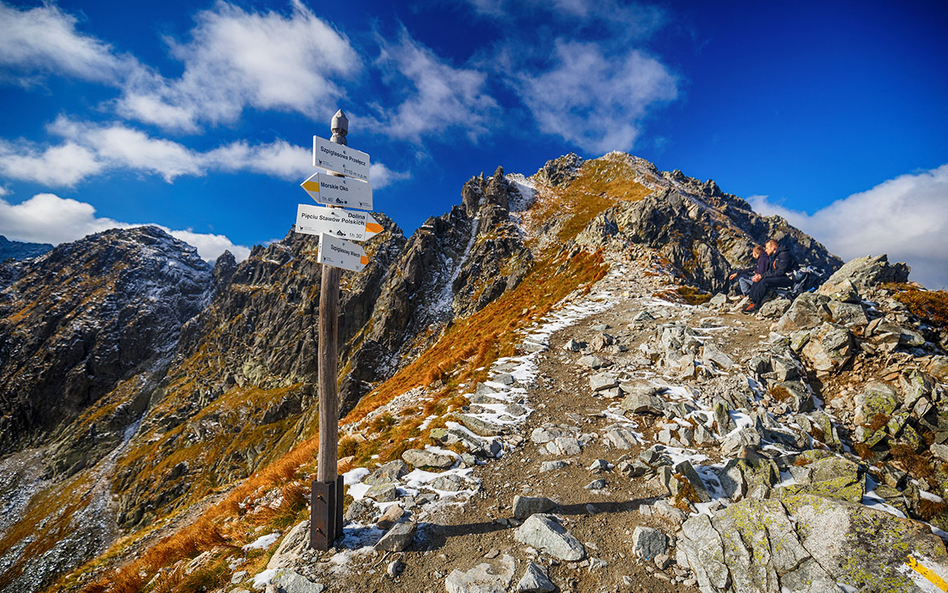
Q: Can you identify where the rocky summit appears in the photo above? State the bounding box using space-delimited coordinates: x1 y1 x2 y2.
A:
1 152 946 593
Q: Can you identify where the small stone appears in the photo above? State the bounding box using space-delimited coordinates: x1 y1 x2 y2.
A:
232 571 248 584
513 495 557 519
564 338 586 352
588 557 608 571
632 526 668 561
654 553 673 570
578 355 607 369
514 514 586 561
387 559 405 578
375 522 416 552
516 562 556 593
540 460 568 473
376 504 405 529
546 436 582 456
587 459 612 472
485 548 500 559
584 479 607 490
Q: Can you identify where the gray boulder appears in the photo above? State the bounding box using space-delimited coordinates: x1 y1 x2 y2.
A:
854 381 900 426
774 292 830 333
513 495 557 519
445 554 516 593
759 298 791 319
621 392 667 415
516 562 556 593
402 448 455 469
590 372 619 391
265 570 325 593
827 300 868 327
679 494 948 593
820 254 909 293
267 521 308 570
631 526 668 560
375 522 416 552
514 514 586 561
800 323 854 374
363 460 409 485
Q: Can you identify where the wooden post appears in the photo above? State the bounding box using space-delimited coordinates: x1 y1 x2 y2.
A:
311 110 348 550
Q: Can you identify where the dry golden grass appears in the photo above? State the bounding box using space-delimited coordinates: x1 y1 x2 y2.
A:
884 283 948 329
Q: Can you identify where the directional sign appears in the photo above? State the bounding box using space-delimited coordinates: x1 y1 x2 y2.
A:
296 203 383 242
313 136 370 181
317 232 368 272
300 171 373 211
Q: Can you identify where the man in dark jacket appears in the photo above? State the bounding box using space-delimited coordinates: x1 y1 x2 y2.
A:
744 239 795 313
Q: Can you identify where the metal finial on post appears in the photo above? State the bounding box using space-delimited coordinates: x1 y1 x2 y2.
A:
331 110 348 146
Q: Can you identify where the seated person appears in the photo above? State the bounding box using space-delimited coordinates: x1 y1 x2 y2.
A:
744 239 796 313
728 245 768 295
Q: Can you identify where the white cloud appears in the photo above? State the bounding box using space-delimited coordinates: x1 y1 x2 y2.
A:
749 164 948 290
50 117 202 181
369 32 499 142
116 0 360 131
1 117 405 188
370 162 410 189
205 139 311 180
0 139 104 186
0 193 250 262
0 1 134 85
516 41 677 154
167 229 251 262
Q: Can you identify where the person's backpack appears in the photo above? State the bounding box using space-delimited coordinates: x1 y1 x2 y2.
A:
777 265 824 299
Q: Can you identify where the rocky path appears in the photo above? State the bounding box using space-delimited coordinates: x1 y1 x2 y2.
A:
248 253 773 592
247 253 948 593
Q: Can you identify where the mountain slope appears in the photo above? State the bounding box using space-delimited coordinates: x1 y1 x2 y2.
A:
4 151 934 593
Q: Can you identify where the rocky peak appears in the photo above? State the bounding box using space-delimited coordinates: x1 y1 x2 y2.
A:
535 152 583 186
0 225 213 458
212 249 237 291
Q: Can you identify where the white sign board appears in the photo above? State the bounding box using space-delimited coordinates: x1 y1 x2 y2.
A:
295 204 382 242
313 136 370 181
300 172 373 211
317 232 368 272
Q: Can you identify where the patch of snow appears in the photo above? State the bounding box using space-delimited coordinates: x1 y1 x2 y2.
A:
242 532 281 551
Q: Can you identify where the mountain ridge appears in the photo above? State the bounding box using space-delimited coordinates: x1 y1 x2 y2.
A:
0 151 943 593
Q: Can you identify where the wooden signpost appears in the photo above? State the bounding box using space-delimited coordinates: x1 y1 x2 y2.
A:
294 110 381 551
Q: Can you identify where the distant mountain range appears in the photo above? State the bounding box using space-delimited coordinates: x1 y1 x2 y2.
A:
0 236 52 262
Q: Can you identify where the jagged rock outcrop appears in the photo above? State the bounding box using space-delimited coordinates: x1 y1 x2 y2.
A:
343 167 532 402
568 153 841 293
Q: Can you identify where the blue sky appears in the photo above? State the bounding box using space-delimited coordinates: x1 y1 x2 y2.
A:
0 0 946 287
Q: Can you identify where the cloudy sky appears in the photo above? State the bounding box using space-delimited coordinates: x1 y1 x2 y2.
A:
0 0 946 287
